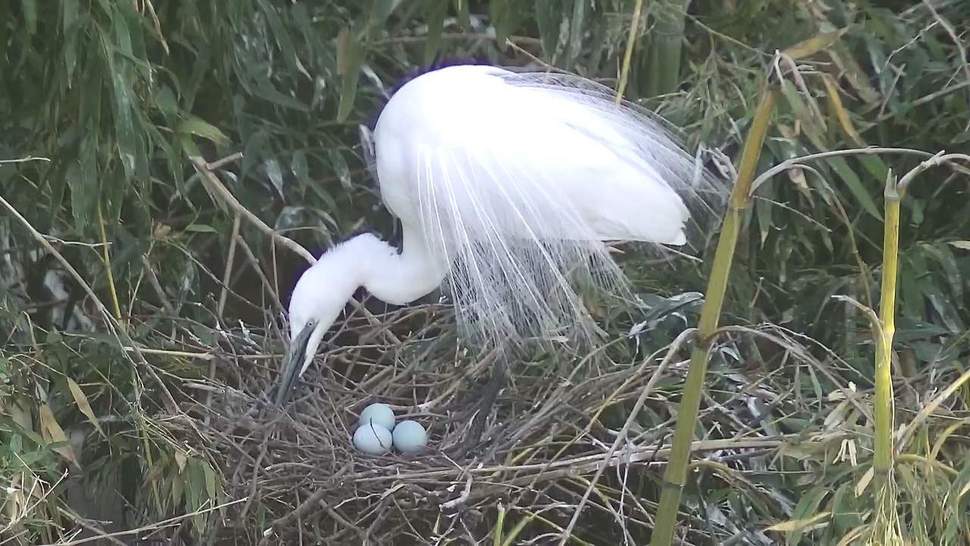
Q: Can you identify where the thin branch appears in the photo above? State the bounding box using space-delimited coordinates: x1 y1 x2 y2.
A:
749 147 936 195
189 155 317 265
560 328 694 545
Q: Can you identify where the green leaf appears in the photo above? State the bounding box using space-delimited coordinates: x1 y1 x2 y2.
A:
291 150 309 187
61 0 80 83
828 156 882 220
564 0 588 68
771 485 829 542
491 0 522 47
177 116 230 146
328 149 352 190
336 28 364 122
102 16 138 178
185 224 219 233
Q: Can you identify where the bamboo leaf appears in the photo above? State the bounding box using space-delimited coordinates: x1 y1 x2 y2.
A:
782 28 847 60
779 486 829 542
336 28 363 122
821 74 865 147
66 378 105 439
828 156 882 220
765 511 830 533
177 116 230 146
39 404 79 468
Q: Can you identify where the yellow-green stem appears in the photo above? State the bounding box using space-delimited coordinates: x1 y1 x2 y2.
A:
874 181 900 501
650 88 777 546
615 0 644 104
97 202 124 327
493 504 506 546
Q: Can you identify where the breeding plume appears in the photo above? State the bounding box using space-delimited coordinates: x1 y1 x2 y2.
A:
276 64 713 405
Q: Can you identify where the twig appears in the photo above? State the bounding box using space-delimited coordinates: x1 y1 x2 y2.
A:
441 473 473 510
234 233 285 314
921 0 970 128
41 498 246 546
749 147 936 195
217 214 242 318
189 155 316 264
898 366 970 449
614 0 644 104
140 255 177 315
188 154 403 345
56 508 127 546
0 156 51 165
559 329 694 544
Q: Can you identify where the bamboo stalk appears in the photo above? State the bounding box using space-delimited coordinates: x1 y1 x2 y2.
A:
615 0 644 104
646 0 689 97
868 172 902 541
873 173 899 491
649 86 777 546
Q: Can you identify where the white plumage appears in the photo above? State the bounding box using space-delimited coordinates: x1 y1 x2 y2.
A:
277 64 713 404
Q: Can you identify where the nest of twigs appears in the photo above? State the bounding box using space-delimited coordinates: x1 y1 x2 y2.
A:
163 296 726 545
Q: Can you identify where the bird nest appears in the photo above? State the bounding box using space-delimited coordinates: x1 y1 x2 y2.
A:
165 299 702 545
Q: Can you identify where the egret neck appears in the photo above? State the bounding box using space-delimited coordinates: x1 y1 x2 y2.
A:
276 227 448 404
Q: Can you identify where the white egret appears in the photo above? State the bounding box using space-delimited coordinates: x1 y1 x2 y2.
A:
275 64 716 407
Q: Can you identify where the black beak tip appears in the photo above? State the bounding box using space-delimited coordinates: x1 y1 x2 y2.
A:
273 320 318 407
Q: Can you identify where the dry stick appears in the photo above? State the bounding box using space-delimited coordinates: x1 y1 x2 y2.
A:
56 508 127 546
748 147 937 195
140 255 177 315
41 498 246 546
898 366 970 449
217 214 242 319
0 156 50 165
921 0 970 124
188 154 402 345
234 233 285 314
189 155 315 264
344 436 801 485
559 328 695 545
258 462 353 544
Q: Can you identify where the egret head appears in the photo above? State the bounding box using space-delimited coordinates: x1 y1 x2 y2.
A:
274 246 366 406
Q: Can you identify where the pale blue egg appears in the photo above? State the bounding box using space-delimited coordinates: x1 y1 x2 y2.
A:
353 423 392 455
392 420 428 454
359 403 395 431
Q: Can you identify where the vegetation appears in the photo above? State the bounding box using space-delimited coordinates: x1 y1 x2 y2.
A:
2 0 969 544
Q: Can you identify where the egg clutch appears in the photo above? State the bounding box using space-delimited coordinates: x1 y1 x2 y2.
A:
353 403 428 455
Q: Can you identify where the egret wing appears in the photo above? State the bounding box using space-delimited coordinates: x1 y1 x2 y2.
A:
375 66 714 346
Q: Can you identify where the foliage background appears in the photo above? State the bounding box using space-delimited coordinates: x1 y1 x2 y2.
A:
1 0 969 544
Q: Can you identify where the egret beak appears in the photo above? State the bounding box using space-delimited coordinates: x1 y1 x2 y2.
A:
274 320 317 406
